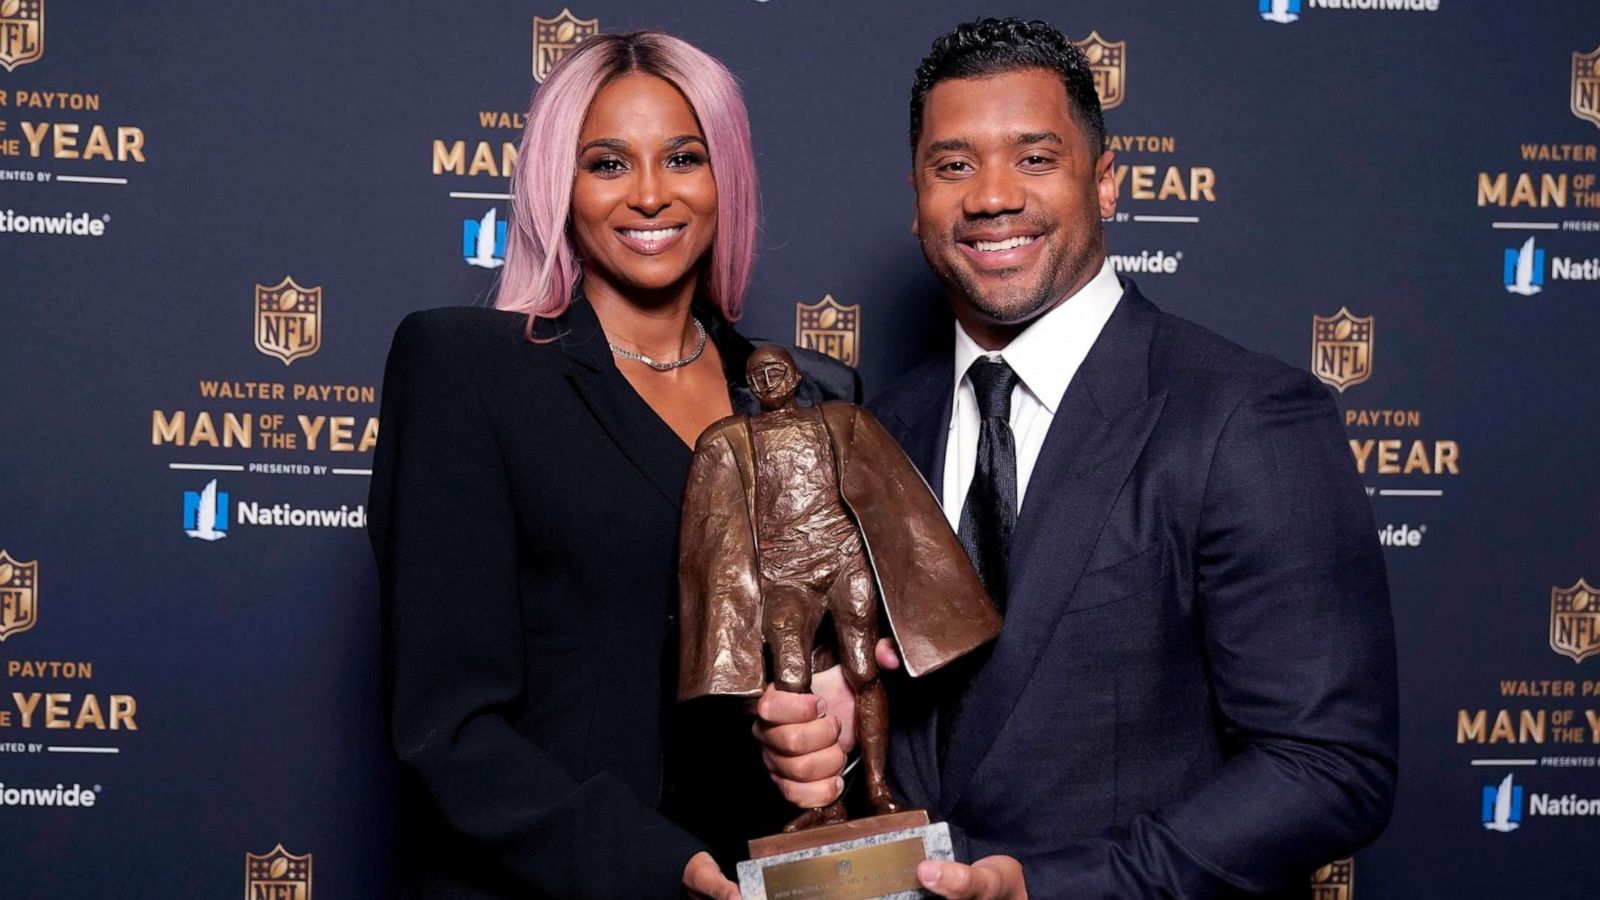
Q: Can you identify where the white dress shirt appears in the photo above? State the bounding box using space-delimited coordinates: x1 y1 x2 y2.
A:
941 259 1123 528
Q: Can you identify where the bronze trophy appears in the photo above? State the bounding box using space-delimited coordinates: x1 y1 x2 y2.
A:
679 346 1002 900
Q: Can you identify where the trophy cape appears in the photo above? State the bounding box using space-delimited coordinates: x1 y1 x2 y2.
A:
678 401 1000 701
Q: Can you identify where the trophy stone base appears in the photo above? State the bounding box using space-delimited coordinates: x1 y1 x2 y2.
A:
736 810 951 900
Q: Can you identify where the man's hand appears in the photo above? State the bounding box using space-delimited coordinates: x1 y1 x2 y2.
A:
682 851 739 900
916 856 1027 899
751 639 900 807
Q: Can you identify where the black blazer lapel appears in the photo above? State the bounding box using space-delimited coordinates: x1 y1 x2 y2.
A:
881 360 955 500
555 297 693 510
938 281 1168 813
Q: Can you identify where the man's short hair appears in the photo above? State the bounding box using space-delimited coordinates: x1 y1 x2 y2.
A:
909 17 1106 157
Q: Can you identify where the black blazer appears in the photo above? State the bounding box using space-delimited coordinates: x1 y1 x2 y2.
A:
870 280 1398 899
368 295 858 899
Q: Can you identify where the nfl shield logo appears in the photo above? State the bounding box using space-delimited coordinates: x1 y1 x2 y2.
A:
245 844 313 900
795 295 860 366
1311 308 1373 393
255 277 322 366
1550 578 1600 663
0 550 38 642
1075 32 1126 110
0 0 43 71
533 9 599 84
1573 46 1600 129
1310 859 1352 900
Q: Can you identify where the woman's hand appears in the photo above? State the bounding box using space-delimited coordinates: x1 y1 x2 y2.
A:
682 851 739 900
750 639 900 807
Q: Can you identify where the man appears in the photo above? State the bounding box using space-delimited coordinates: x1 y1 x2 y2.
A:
753 17 1398 899
679 346 999 831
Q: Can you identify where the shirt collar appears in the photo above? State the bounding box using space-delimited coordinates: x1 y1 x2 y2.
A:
952 258 1123 415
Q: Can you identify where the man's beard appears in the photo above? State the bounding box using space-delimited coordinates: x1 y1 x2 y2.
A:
926 231 1071 325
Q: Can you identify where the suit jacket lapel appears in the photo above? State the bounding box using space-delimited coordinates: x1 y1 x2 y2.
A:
556 295 693 509
887 361 955 502
937 281 1169 814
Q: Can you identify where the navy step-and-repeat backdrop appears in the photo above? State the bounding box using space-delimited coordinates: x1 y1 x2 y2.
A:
3 1 1598 897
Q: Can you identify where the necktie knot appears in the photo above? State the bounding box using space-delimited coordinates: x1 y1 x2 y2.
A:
967 357 1018 423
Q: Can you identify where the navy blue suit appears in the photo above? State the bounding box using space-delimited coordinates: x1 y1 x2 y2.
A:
869 280 1398 899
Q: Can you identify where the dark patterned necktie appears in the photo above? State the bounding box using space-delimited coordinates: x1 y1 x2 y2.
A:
957 357 1019 612
939 356 1019 770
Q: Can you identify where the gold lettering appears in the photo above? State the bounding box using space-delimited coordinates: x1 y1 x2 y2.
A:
19 120 47 157
1376 439 1401 474
1458 709 1487 743
1519 710 1546 743
80 124 113 161
152 410 185 445
298 414 325 451
328 416 354 452
432 139 465 175
13 692 40 728
44 693 70 729
51 122 79 159
1435 440 1460 474
1403 440 1432 474
117 126 145 162
223 413 252 449
1157 166 1187 201
110 695 137 731
73 694 105 730
360 417 379 453
190 411 219 448
1489 710 1516 743
1349 439 1374 471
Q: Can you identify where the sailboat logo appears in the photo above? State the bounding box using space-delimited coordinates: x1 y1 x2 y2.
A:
1481 773 1524 832
463 208 507 269
1503 237 1546 295
183 479 230 541
1259 0 1301 24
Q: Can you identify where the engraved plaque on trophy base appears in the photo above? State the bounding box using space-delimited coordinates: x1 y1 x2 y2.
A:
736 810 952 900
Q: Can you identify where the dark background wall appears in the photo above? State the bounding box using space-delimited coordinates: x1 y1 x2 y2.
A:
3 1 1598 897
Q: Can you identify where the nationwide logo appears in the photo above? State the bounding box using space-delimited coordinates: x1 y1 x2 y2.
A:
1502 237 1600 291
1310 859 1351 900
182 481 367 536
0 782 100 808
464 208 507 269
0 0 44 71
533 9 598 84
1266 0 1440 18
0 551 39 642
255 277 322 366
795 295 860 367
1108 249 1182 275
1260 0 1301 23
1377 523 1424 548
1550 578 1600 663
1504 237 1545 295
246 844 313 900
1574 46 1600 130
1311 308 1373 393
1483 773 1523 832
1074 32 1125 110
183 479 229 541
0 209 109 237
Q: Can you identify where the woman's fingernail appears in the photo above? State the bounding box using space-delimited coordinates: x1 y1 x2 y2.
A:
816 698 828 716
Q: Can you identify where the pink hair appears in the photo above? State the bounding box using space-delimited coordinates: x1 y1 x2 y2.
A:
496 31 757 333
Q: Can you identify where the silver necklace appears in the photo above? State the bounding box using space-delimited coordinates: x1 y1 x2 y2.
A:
609 317 707 371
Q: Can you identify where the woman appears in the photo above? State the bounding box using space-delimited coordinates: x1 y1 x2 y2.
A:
367 31 857 899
